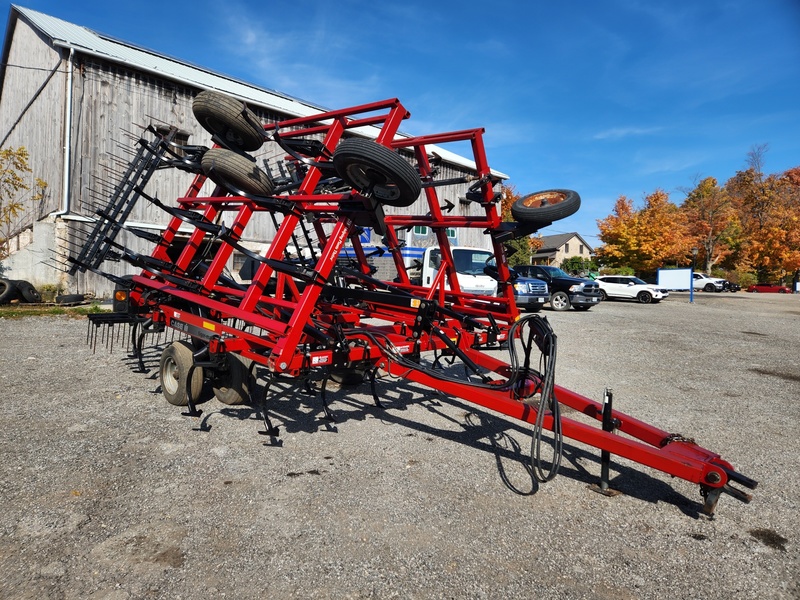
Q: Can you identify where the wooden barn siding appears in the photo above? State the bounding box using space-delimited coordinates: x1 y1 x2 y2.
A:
0 19 66 220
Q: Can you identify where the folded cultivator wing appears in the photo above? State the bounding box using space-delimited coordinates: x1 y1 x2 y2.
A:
73 91 756 516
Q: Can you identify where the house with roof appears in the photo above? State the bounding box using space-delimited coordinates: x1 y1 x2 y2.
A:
530 232 594 267
0 5 503 296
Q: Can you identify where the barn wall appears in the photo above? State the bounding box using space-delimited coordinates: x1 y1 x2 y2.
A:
0 19 65 229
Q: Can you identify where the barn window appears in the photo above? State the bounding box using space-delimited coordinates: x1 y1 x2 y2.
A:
155 126 190 156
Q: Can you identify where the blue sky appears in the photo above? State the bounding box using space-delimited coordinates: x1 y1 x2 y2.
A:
3 0 799 246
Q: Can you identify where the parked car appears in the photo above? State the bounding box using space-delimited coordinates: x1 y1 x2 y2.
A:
514 265 602 311
692 272 726 292
722 280 741 292
483 260 550 312
595 276 669 304
511 273 549 312
746 283 791 293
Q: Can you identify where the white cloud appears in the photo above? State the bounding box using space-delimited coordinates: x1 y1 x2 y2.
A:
593 126 663 140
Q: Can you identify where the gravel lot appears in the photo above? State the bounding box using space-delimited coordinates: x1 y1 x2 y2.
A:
1 292 798 599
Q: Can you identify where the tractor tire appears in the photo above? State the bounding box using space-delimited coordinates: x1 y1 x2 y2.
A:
332 138 422 207
55 293 85 305
0 278 18 305
201 148 275 197
212 354 252 405
550 291 571 311
11 280 42 303
192 90 264 152
510 189 581 226
637 291 653 304
159 340 204 407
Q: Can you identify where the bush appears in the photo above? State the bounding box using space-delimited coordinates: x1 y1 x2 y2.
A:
599 266 635 276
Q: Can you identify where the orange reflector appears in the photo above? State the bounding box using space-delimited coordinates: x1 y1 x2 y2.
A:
114 290 128 302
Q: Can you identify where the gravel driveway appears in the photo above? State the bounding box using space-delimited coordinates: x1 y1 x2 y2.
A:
1 292 798 599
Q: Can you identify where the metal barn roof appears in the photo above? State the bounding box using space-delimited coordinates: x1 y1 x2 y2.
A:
4 5 506 177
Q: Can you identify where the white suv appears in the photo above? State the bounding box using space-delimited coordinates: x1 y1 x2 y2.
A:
595 276 669 304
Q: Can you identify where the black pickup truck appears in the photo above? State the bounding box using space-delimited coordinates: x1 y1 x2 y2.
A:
514 265 602 311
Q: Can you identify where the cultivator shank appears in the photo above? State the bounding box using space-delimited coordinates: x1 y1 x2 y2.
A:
73 91 755 515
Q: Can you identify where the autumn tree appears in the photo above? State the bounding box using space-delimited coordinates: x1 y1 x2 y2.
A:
596 190 690 274
725 145 800 279
0 146 47 261
499 184 543 266
681 176 738 272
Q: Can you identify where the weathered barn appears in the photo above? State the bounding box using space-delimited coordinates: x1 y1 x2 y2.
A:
0 5 502 298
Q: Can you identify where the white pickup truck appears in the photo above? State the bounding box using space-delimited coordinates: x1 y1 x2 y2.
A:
692 272 726 292
407 246 549 309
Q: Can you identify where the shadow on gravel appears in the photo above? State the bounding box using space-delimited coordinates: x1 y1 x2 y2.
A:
114 339 706 518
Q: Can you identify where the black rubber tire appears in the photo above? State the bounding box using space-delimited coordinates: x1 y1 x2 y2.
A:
637 291 653 304
11 280 42 303
159 340 204 407
212 354 251 405
703 283 716 292
0 278 18 305
201 148 275 196
192 90 264 152
573 305 592 311
598 289 608 301
510 189 581 225
55 293 86 305
332 138 421 207
525 305 543 313
550 291 571 311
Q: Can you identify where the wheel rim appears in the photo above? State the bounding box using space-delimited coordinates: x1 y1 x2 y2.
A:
639 292 652 304
162 356 180 396
345 163 401 202
521 191 568 209
552 294 568 310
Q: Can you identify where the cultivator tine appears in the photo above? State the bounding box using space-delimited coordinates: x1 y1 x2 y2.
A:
368 367 383 408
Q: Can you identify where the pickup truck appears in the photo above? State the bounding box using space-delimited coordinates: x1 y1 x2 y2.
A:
514 264 602 311
692 272 726 292
409 247 549 310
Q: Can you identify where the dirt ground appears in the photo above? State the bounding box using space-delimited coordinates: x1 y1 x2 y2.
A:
0 291 798 599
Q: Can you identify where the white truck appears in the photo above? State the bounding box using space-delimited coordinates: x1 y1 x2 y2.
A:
405 246 549 309
409 246 498 296
692 272 726 292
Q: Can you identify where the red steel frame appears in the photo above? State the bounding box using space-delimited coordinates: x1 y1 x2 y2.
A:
114 97 753 514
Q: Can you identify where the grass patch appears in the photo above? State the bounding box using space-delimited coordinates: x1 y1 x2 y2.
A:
0 302 109 319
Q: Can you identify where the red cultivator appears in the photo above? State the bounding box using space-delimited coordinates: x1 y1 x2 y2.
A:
70 92 756 516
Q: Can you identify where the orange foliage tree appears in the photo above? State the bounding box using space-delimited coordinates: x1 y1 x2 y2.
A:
596 191 690 274
725 147 800 279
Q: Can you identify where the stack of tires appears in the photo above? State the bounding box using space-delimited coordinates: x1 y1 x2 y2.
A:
0 278 42 305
